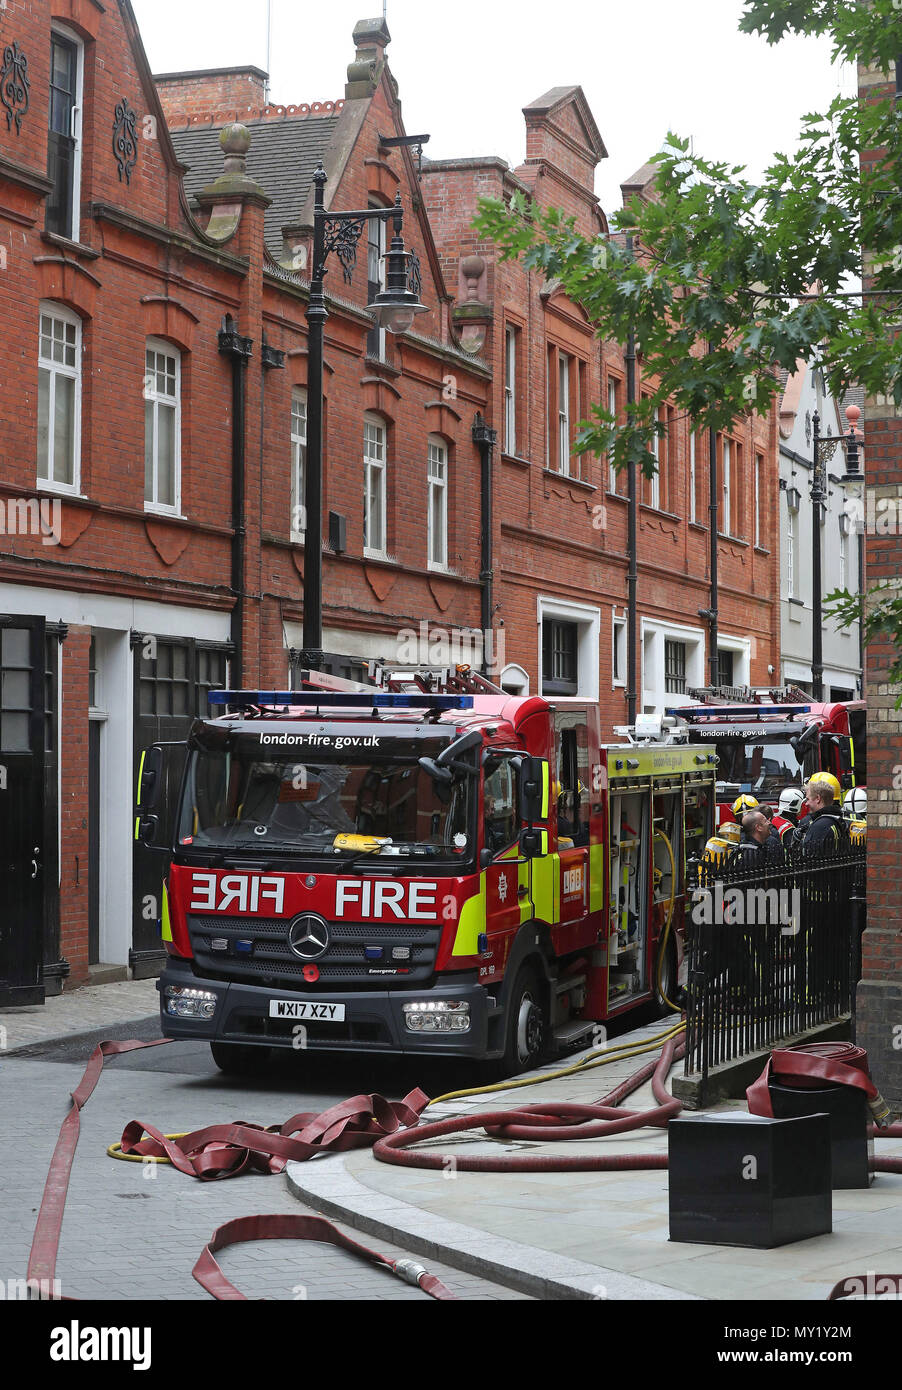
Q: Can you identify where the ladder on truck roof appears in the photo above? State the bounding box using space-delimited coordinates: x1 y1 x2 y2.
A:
294 662 505 699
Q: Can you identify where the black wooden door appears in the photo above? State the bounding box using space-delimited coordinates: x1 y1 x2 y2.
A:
88 719 101 966
0 618 46 1005
131 639 229 976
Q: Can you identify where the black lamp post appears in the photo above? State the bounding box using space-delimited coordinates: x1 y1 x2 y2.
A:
810 403 862 701
301 163 427 669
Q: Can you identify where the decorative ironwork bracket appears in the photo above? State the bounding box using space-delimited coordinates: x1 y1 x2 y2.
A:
1 41 30 134
113 97 138 184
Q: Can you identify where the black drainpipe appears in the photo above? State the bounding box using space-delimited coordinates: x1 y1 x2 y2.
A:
473 413 498 676
218 316 253 688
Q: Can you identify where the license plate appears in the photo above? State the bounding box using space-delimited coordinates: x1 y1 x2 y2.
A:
268 1001 346 1022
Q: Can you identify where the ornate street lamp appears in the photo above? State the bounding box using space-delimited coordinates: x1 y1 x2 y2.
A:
810 402 863 700
302 164 427 668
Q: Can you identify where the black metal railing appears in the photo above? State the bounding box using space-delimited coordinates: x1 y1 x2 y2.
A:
683 841 866 1082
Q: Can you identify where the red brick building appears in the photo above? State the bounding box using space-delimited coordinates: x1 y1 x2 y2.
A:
0 6 781 998
856 53 901 1103
422 109 780 730
0 6 489 995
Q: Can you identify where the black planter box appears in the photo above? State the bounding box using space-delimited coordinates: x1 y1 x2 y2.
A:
669 1112 832 1248
768 1081 873 1189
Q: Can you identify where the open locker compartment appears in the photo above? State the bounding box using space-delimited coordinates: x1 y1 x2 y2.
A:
608 787 650 1005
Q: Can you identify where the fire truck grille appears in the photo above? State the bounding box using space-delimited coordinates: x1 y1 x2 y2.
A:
187 916 442 986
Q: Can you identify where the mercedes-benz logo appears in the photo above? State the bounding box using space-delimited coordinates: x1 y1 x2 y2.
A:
287 913 330 961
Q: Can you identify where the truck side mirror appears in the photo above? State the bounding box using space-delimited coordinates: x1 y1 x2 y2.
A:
519 826 546 861
135 745 171 852
516 756 550 824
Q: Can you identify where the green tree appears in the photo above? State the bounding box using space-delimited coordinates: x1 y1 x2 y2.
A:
473 0 902 695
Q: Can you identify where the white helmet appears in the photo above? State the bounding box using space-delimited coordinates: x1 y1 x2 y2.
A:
843 787 867 820
778 787 805 817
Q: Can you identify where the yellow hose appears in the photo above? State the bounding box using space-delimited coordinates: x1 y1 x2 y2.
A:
654 829 681 1013
427 1019 685 1107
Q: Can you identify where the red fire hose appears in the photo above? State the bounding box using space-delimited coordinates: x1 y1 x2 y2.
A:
374 1038 902 1175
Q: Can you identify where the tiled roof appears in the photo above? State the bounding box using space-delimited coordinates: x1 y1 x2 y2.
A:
170 112 340 258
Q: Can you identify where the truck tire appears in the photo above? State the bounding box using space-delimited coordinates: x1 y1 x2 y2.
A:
499 966 547 1076
210 1041 273 1077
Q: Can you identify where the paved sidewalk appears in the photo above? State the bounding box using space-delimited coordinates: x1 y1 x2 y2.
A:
287 1016 902 1302
0 977 160 1054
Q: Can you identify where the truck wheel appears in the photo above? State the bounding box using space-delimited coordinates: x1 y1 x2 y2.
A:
653 939 680 1018
210 1041 273 1076
500 967 547 1076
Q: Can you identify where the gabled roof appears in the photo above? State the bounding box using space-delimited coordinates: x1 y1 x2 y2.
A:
523 85 607 161
170 112 341 258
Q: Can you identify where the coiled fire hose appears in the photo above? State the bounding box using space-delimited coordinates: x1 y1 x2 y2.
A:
25 1029 902 1299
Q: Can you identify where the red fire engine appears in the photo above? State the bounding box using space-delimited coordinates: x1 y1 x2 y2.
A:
663 688 866 825
136 668 716 1075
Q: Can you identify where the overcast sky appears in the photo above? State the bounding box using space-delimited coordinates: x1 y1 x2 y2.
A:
133 0 855 218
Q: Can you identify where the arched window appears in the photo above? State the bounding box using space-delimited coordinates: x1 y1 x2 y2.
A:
38 301 82 493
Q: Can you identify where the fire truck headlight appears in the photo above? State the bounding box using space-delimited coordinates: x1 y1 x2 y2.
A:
164 985 219 1020
403 1001 470 1034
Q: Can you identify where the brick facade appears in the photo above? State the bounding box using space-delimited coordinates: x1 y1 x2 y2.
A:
855 59 902 1103
1 6 782 991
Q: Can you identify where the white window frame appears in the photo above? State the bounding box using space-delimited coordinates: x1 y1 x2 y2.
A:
143 337 182 517
50 23 84 243
612 609 627 689
716 633 752 689
363 413 387 559
367 204 387 362
427 434 448 571
754 453 762 547
537 595 600 703
787 489 799 599
37 301 82 495
290 389 307 542
649 407 661 510
608 379 619 492
641 617 706 715
689 430 697 522
558 352 571 476
722 436 732 536
504 326 517 456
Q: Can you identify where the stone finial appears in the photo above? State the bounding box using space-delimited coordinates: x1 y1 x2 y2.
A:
346 16 391 99
220 122 251 175
460 254 486 303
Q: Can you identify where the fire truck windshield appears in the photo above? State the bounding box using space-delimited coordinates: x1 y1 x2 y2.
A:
176 738 474 862
715 737 803 801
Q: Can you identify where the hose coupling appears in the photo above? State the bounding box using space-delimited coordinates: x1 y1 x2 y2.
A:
392 1259 427 1286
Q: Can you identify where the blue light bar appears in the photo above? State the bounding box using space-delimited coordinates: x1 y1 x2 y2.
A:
208 691 474 711
666 704 811 720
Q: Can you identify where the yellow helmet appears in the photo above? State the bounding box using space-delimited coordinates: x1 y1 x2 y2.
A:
808 772 842 804
848 820 867 846
719 820 741 846
703 836 730 864
732 794 759 817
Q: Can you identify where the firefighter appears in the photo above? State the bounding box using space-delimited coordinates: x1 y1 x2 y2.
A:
792 774 848 852
735 810 782 868
842 787 867 845
758 802 784 852
774 786 804 841
719 819 741 851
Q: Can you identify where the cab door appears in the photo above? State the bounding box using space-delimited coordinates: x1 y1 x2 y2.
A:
554 715 590 935
483 753 533 973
